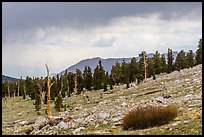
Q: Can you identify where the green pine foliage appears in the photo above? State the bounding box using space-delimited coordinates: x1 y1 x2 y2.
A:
195 39 202 65
68 72 75 97
76 69 83 95
103 71 108 91
129 57 140 83
98 60 105 89
160 54 167 73
152 51 161 74
186 50 194 68
35 91 41 112
147 58 155 78
138 51 147 82
83 66 93 91
109 74 114 90
54 92 63 112
93 60 105 90
25 76 35 100
34 81 41 111
167 48 174 74
50 77 58 101
62 70 69 98
175 50 187 71
111 62 122 85
93 65 100 90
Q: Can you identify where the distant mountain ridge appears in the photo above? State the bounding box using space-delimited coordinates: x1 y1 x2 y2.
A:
2 75 20 82
58 51 178 76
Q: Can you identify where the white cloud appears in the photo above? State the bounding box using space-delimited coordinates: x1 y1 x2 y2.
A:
2 13 202 77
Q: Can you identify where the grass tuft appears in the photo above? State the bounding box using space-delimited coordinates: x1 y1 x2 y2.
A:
122 104 178 130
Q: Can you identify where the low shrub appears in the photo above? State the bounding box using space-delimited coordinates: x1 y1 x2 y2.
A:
122 104 178 130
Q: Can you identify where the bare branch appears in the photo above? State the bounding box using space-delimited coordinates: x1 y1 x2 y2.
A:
45 64 49 76
50 82 55 88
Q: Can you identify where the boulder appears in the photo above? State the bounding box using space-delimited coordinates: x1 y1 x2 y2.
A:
98 113 110 119
121 102 127 107
72 127 85 134
33 116 49 130
57 121 68 129
154 96 164 103
112 116 123 122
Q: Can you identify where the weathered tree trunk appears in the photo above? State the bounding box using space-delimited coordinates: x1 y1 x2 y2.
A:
143 51 147 80
66 78 69 97
74 75 77 95
67 77 70 97
23 82 26 99
45 64 52 117
61 77 63 93
17 80 20 96
38 83 43 109
8 81 10 98
135 78 138 85
12 89 15 109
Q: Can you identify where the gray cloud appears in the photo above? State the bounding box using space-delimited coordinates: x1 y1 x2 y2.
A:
2 2 202 78
93 37 116 47
2 2 202 32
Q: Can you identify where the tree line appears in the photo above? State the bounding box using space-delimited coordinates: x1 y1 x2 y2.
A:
2 39 202 113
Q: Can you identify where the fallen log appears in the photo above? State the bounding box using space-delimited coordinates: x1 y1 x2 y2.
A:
18 120 35 126
135 89 163 97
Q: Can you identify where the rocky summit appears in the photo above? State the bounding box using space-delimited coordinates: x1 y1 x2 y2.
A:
2 64 202 135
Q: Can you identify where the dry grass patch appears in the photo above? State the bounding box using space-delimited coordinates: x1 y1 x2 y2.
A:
122 104 178 130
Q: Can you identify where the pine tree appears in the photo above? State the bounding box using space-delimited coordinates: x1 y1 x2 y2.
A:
43 77 48 104
160 54 167 73
175 50 186 71
93 65 100 90
195 38 202 65
19 76 24 97
83 66 88 90
86 66 93 91
76 69 83 95
25 76 35 100
34 79 42 112
98 60 105 89
186 50 194 68
129 57 140 83
2 81 9 97
23 80 26 99
61 75 66 98
147 58 155 78
167 48 174 73
61 70 69 98
152 51 161 74
103 71 108 91
54 91 63 112
50 77 57 101
111 62 122 85
109 74 114 90
56 74 61 94
121 60 130 88
68 72 75 96
10 81 17 98
138 51 147 82
2 82 7 97
83 66 93 91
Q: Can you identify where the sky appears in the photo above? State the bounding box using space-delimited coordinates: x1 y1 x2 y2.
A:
2 2 202 78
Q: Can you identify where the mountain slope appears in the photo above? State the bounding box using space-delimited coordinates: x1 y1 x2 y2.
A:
2 75 20 82
58 51 178 76
2 64 202 135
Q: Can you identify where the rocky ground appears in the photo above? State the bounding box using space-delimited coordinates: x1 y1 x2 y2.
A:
2 64 202 135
